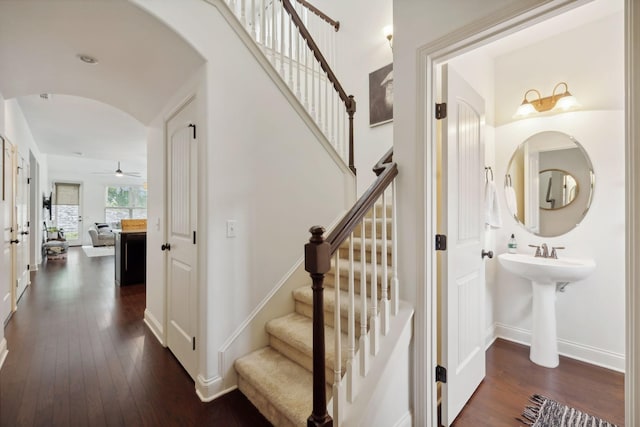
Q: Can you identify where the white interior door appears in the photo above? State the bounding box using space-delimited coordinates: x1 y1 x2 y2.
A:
1 137 14 323
14 151 29 305
439 64 486 426
166 98 198 380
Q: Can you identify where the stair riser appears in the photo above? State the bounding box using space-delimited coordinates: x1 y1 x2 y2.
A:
269 335 344 386
365 203 393 218
295 301 364 337
237 375 299 427
337 246 392 265
325 273 390 298
352 219 392 239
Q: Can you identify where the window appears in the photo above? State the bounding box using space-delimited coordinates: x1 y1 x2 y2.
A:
105 186 147 228
53 182 81 240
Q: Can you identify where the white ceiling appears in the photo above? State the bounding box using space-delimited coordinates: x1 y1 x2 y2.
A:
0 0 205 171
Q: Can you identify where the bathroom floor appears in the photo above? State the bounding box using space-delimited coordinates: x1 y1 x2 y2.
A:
450 338 624 427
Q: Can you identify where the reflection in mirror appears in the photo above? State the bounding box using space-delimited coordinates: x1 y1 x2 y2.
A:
539 169 578 210
505 131 594 237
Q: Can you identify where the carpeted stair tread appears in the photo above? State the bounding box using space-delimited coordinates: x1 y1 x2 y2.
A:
293 285 374 324
266 312 349 374
235 347 330 427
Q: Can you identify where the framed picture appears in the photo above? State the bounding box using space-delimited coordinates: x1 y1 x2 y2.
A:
369 63 393 127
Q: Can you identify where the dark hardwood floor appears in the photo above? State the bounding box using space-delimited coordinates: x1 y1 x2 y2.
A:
0 248 271 427
451 338 625 426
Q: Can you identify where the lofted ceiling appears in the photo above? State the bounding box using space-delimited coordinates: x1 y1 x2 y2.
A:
0 0 205 167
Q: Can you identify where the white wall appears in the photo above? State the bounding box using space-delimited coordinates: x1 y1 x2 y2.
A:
134 0 355 400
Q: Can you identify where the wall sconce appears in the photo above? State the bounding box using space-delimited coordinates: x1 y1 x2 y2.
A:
513 82 579 118
383 25 393 50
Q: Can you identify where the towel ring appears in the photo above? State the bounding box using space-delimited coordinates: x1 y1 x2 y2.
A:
484 166 494 182
505 174 513 187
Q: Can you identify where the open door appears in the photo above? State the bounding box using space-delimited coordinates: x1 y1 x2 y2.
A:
15 152 30 303
165 98 198 380
439 64 486 425
1 137 14 323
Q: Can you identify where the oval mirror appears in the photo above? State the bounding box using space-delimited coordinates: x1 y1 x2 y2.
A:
539 169 578 210
505 131 594 237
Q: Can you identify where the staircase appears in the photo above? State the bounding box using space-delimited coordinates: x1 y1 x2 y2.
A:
235 203 394 426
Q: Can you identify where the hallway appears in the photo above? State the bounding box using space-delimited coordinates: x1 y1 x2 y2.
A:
0 248 271 427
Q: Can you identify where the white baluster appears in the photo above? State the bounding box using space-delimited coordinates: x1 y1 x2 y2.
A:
391 180 399 316
333 251 342 425
250 0 256 40
324 66 328 135
288 10 293 88
370 206 379 355
311 52 316 120
280 2 285 76
304 38 309 110
240 0 246 26
317 54 323 130
346 234 355 403
271 0 275 53
359 221 369 376
260 0 266 45
330 88 335 147
295 19 301 98
381 190 390 335
230 0 237 15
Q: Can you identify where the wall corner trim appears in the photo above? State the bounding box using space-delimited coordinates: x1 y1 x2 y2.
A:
195 374 235 402
143 309 165 346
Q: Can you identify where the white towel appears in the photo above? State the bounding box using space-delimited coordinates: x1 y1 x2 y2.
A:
484 179 502 229
505 185 518 219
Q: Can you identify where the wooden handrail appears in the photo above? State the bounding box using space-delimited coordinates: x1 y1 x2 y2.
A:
327 148 396 253
294 0 340 31
305 148 396 426
281 0 356 174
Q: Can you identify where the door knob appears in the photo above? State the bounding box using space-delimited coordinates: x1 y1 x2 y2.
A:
481 249 494 259
10 239 19 244
20 231 29 235
161 243 171 251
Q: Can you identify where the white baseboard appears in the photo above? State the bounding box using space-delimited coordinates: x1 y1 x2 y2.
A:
195 374 235 402
485 324 497 349
143 309 165 346
393 411 413 427
0 338 8 371
494 323 625 372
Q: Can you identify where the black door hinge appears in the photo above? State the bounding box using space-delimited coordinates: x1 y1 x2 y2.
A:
27 221 30 227
193 231 196 245
436 365 447 383
192 337 196 351
27 264 30 271
435 234 447 251
189 123 196 139
435 103 447 119
27 178 31 184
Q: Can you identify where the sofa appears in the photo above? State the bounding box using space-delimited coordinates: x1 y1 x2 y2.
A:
88 223 116 247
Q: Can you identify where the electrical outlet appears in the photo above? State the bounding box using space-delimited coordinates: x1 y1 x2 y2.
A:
226 220 237 238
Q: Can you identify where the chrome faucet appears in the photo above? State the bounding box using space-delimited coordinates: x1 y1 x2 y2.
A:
540 243 549 258
528 243 565 259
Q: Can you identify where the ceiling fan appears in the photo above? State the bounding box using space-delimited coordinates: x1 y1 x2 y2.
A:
92 161 141 178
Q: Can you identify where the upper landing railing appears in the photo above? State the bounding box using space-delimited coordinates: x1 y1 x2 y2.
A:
222 0 356 174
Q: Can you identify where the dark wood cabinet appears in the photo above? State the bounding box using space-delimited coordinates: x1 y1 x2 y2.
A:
115 231 146 286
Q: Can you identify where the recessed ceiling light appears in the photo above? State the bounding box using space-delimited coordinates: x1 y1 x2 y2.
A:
77 54 98 64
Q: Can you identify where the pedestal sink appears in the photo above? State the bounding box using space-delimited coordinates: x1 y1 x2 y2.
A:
498 253 596 368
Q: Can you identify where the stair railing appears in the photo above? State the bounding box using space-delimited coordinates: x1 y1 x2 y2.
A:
305 148 398 426
221 0 356 174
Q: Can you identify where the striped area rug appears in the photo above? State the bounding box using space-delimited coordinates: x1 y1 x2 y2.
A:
519 395 618 427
